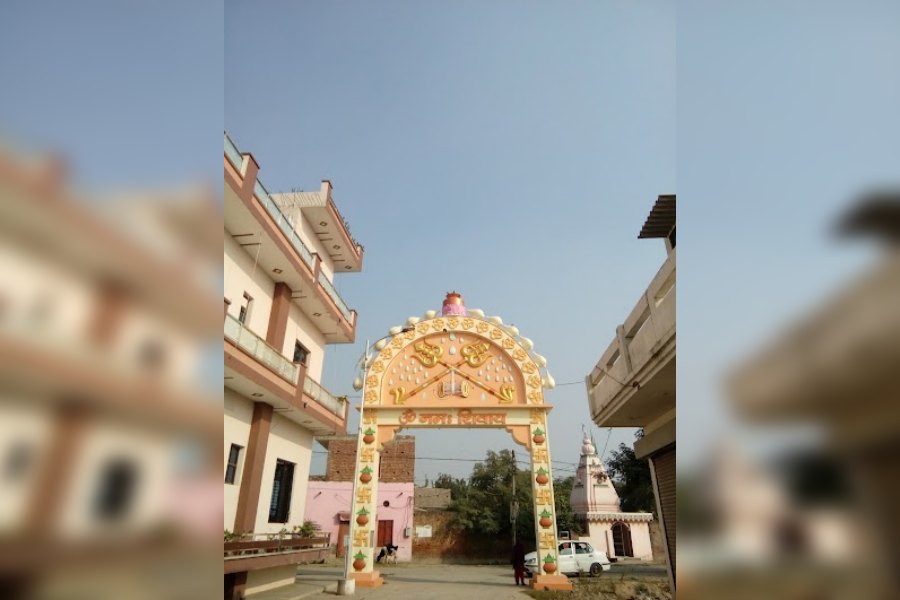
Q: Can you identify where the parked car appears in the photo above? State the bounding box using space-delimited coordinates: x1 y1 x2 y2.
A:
524 541 611 577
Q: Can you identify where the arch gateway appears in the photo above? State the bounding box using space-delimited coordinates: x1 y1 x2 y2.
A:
345 293 573 591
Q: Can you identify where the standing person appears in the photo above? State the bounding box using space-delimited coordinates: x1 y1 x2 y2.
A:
511 540 527 586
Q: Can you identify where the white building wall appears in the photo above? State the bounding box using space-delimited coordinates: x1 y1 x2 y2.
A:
295 211 335 281
282 303 326 381
253 413 314 534
223 389 253 530
224 234 274 339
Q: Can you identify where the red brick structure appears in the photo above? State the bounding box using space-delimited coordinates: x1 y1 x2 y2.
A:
319 435 415 483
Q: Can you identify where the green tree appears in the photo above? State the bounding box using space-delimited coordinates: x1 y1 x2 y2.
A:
605 442 656 515
434 449 584 545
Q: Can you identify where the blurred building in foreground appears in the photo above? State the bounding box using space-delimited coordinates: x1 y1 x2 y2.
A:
0 147 222 598
223 133 363 599
729 196 900 597
569 430 654 561
585 194 676 587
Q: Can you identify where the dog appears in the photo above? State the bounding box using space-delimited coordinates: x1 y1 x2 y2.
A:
375 543 399 564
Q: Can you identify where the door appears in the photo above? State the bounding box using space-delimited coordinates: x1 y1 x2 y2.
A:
336 521 349 558
377 520 394 547
573 542 596 571
556 541 576 573
612 522 634 557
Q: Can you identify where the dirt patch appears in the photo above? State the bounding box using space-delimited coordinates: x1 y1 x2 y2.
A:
528 574 671 600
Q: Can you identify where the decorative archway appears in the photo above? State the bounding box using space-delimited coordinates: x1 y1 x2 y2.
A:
345 293 572 591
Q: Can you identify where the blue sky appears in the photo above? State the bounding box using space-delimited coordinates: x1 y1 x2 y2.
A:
226 1 675 480
678 0 900 465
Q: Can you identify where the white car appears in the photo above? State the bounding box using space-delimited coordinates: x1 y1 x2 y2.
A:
524 541 611 577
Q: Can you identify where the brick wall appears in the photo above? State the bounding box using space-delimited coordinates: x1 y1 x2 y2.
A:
325 435 415 483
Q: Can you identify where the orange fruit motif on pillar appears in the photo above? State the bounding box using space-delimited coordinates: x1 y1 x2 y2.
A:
532 427 545 444
543 555 557 574
360 466 373 484
353 553 366 571
356 508 369 526
539 509 553 528
363 428 376 444
535 467 549 485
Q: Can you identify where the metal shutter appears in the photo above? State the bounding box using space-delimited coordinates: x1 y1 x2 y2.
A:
652 445 676 584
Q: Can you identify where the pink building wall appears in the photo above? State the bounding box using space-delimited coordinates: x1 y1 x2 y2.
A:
304 481 415 562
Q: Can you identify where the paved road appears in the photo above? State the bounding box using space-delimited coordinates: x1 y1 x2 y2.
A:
295 563 667 599
297 564 536 600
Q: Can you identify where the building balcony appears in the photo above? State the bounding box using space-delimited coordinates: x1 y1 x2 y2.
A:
586 249 676 428
272 183 364 272
224 133 357 343
224 315 347 435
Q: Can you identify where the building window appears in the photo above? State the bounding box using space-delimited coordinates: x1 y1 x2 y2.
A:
225 444 243 485
268 458 295 523
93 458 138 522
238 292 253 324
293 341 310 365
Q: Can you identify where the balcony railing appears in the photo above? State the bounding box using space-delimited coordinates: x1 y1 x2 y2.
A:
224 133 243 172
224 132 317 272
588 250 676 420
252 180 317 271
303 375 345 418
318 271 352 323
224 314 298 384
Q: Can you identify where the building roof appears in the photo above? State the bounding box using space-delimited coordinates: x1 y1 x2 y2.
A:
638 194 676 239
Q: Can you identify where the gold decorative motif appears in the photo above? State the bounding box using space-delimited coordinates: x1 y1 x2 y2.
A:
390 387 407 405
499 384 515 403
432 318 445 331
490 328 503 340
476 321 489 333
527 375 541 388
530 409 545 424
461 318 474 330
364 390 377 404
513 349 527 361
411 340 443 367
461 341 491 367
522 362 537 374
438 380 470 398
532 448 549 463
353 529 369 547
362 412 377 424
535 488 552 505
539 532 555 549
502 338 515 350
360 447 375 462
528 390 543 404
371 361 384 373
403 330 415 341
356 488 372 504
416 323 430 335
379 347 393 359
447 316 459 328
366 375 378 387
391 336 404 348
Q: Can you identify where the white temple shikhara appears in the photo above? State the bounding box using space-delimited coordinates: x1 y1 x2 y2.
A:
570 430 654 560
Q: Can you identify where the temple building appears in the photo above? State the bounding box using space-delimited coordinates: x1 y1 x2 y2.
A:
570 431 654 560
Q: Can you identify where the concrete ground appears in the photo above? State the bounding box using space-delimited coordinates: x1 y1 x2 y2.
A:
293 562 669 600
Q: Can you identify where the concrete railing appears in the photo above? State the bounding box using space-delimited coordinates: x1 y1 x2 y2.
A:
588 250 676 417
303 375 345 419
224 314 299 384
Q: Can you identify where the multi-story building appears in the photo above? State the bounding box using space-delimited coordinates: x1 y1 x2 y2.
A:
585 194 675 588
223 133 363 598
0 147 222 597
305 435 416 562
